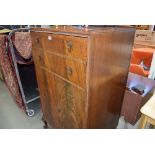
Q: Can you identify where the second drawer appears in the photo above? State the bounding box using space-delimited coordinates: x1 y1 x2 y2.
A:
44 52 86 88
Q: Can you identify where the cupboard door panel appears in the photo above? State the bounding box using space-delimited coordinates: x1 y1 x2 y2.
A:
36 67 52 125
36 67 86 128
35 67 59 128
52 76 86 128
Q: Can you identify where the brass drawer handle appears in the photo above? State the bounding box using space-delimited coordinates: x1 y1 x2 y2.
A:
66 41 73 52
57 108 61 113
38 55 41 62
36 37 40 44
66 67 73 76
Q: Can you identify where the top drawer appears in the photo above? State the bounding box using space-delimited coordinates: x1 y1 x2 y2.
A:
41 33 88 60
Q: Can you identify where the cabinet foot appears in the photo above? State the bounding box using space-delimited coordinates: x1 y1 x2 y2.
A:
42 117 48 129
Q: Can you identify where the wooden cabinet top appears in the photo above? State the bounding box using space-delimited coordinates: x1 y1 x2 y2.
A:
31 25 135 36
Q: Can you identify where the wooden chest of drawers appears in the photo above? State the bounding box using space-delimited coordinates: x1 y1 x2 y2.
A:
31 26 135 128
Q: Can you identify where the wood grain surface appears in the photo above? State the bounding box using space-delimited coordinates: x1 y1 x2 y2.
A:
31 26 135 128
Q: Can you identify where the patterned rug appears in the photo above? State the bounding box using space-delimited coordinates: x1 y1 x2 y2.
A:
0 35 24 110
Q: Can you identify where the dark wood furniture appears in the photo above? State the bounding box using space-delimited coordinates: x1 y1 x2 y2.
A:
31 26 135 128
121 72 155 125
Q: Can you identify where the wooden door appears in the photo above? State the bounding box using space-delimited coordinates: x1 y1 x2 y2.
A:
35 67 59 128
49 74 86 128
53 76 86 128
36 67 86 128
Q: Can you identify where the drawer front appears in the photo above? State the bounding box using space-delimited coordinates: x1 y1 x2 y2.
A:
32 47 45 66
41 33 88 60
41 33 65 54
31 32 42 48
44 52 86 88
64 35 88 60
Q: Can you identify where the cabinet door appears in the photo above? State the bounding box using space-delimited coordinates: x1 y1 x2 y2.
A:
35 67 59 128
36 67 86 128
50 75 86 129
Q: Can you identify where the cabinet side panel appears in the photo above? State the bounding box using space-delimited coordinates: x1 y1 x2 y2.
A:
88 29 135 128
35 67 55 127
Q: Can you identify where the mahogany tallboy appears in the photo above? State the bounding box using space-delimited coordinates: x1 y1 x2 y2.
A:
31 26 135 128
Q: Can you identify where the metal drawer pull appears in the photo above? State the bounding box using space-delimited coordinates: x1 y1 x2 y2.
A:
66 41 73 52
66 67 73 76
36 37 40 44
38 55 41 62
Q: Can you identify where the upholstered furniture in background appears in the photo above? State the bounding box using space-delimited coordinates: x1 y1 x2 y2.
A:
129 48 155 77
